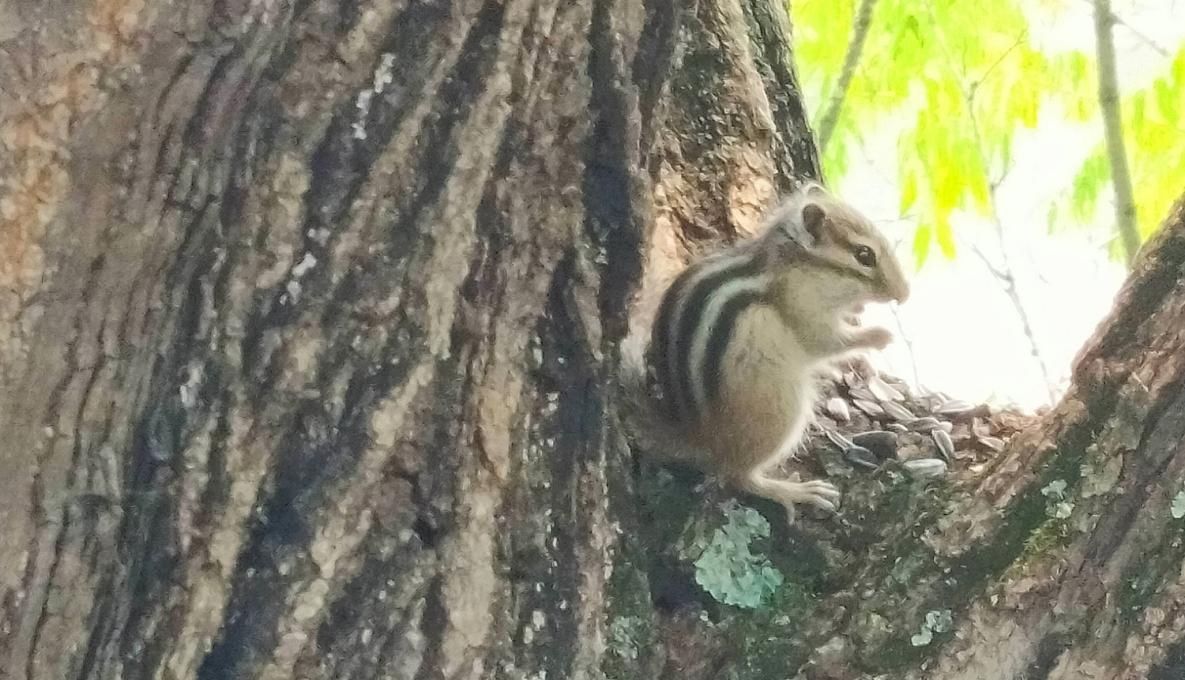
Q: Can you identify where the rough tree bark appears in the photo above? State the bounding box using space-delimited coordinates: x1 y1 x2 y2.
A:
1 2 1184 680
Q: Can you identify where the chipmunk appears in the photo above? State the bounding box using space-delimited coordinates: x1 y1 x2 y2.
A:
624 182 910 524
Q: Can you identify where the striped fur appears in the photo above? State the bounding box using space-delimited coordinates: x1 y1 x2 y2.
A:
637 184 909 525
650 250 769 424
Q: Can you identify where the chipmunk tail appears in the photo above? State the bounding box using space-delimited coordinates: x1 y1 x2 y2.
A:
616 333 702 467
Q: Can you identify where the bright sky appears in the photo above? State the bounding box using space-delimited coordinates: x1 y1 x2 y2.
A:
839 0 1183 411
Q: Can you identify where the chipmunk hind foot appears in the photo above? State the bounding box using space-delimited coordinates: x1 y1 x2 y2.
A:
733 472 840 525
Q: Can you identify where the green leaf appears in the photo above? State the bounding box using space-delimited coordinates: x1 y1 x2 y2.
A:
1154 79 1177 120
904 14 922 43
900 169 919 213
933 162 962 214
935 218 957 259
794 0 1184 262
912 224 932 268
1070 152 1107 221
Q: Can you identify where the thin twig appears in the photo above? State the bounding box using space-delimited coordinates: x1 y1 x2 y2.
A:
923 0 1057 403
957 235 1008 282
1109 12 1170 57
966 109 1059 405
888 304 922 389
1073 0 1170 57
1092 0 1141 266
972 33 1027 98
815 0 879 153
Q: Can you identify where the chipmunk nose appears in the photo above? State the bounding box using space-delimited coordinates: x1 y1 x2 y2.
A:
884 272 910 303
894 281 910 303
872 286 907 305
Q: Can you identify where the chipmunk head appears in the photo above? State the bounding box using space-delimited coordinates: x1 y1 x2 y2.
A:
761 182 910 310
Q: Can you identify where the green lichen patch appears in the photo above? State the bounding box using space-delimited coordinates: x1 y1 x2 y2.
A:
909 609 953 647
607 614 649 661
684 500 784 610
1170 491 1185 519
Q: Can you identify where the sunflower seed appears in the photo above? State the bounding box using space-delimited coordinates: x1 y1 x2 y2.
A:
979 436 1006 452
826 397 851 422
936 399 975 417
931 429 955 461
845 445 880 470
897 443 926 461
852 431 899 460
867 374 905 402
971 418 991 439
854 399 884 417
849 387 877 402
903 458 948 479
825 429 856 451
882 401 915 422
908 417 943 432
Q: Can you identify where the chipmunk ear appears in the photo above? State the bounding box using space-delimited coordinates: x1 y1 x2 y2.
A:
801 200 827 242
798 180 828 197
766 182 830 249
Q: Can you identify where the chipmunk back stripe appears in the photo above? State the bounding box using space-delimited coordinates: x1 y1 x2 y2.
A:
700 288 766 405
650 266 697 419
669 252 763 422
650 254 738 421
688 273 768 412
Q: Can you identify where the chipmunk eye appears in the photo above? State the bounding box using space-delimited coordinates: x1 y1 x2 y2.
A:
854 245 877 267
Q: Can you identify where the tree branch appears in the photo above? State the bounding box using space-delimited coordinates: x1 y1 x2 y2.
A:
814 0 878 154
1093 0 1141 266
1074 0 1171 57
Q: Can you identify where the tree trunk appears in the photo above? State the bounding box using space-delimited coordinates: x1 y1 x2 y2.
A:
1 2 1183 680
